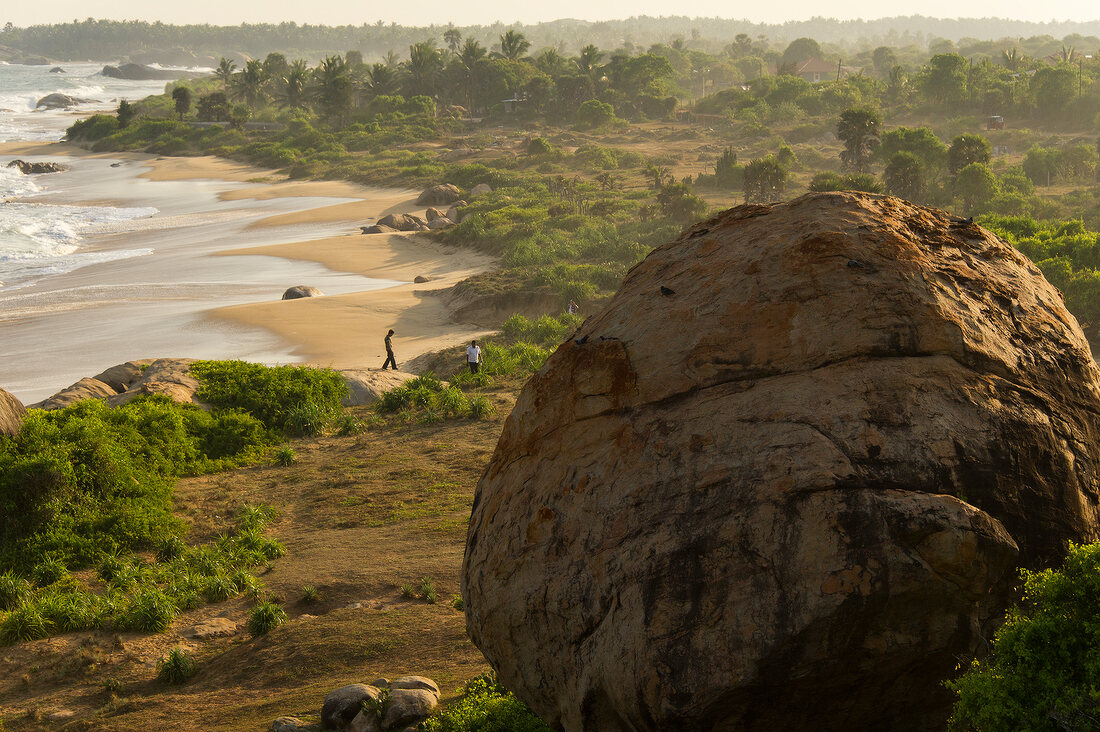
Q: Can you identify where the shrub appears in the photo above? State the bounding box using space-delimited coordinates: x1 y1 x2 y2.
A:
247 601 287 636
576 99 616 130
275 447 297 467
122 589 176 632
302 585 320 603
420 672 551 732
947 542 1100 731
0 605 49 645
190 361 347 432
284 401 328 437
0 571 29 611
420 577 438 604
157 647 198 684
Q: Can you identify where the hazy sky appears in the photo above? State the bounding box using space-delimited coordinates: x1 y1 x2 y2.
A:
5 0 1099 27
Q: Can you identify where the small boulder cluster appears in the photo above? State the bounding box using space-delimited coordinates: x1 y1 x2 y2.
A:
271 676 441 732
360 183 491 234
31 358 202 410
6 159 68 174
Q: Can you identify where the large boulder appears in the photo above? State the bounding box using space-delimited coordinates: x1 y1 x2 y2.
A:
377 214 427 232
321 684 381 729
7 159 68 175
32 358 201 410
0 387 26 436
31 377 118 410
339 370 417 407
463 192 1100 731
415 184 461 206
35 93 91 109
282 285 324 300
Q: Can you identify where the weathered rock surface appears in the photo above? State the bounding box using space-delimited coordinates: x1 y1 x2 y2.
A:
360 224 397 235
322 684 381 729
464 192 1100 731
7 159 68 174
0 387 26 436
425 217 454 230
283 285 324 300
377 214 427 232
388 676 440 697
424 207 446 222
468 183 491 197
415 183 461 206
271 717 320 732
381 689 437 729
35 93 90 109
339 369 417 407
32 358 202 410
180 617 238 639
413 275 431 284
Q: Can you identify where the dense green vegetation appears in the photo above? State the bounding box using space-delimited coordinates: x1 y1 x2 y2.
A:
947 542 1100 731
420 672 552 732
0 362 349 643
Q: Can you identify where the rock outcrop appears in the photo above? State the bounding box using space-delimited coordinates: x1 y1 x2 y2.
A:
100 63 206 80
7 159 67 174
282 285 324 300
35 93 91 109
377 214 428 232
463 192 1100 731
0 387 26 436
361 224 397 235
280 675 440 731
339 370 417 407
32 358 202 410
415 183 461 206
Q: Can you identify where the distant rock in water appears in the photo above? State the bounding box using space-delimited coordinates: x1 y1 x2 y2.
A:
100 62 205 80
282 285 323 300
7 159 67 174
0 387 26 436
35 93 91 109
377 213 428 232
48 66 65 73
464 192 1100 731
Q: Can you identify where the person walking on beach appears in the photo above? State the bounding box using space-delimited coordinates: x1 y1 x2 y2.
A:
382 329 397 370
466 340 482 374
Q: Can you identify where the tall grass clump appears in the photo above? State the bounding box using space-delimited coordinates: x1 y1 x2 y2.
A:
374 374 492 422
157 647 198 684
247 601 287 636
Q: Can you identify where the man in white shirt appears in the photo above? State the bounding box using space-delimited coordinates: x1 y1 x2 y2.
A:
466 340 482 374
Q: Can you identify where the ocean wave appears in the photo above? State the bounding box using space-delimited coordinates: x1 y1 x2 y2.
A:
0 247 154 295
0 165 42 197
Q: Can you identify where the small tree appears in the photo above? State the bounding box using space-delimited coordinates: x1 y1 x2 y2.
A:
837 106 882 173
743 156 788 203
576 99 615 129
116 99 136 128
171 86 192 121
196 92 230 122
714 147 743 188
948 134 992 175
884 151 924 202
954 163 998 214
656 182 707 222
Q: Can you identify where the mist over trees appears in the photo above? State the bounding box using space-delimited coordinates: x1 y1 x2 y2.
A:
3 16 1100 62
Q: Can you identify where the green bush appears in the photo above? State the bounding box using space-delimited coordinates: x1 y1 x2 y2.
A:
947 542 1100 731
420 672 551 732
0 605 49 645
0 571 29 610
157 647 198 684
247 601 287 636
191 361 347 433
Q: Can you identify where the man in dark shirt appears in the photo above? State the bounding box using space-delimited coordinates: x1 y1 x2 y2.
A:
382 329 397 370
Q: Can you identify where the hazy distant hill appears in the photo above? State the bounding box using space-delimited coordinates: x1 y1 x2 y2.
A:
3 15 1100 62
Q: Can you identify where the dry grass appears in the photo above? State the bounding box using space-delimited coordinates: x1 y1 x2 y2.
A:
0 393 514 731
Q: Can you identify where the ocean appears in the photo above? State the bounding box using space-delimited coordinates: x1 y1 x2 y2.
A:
0 61 195 292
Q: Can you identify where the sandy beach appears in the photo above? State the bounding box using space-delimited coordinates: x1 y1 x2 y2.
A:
0 142 495 402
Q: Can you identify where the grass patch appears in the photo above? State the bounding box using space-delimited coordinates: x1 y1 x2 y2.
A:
420 672 551 732
157 647 198 685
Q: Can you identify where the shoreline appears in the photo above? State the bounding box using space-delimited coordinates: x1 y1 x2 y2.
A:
0 141 495 401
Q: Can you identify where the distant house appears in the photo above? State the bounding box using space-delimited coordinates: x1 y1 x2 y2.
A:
793 58 864 83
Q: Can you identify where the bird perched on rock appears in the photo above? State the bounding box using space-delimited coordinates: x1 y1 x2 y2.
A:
660 286 675 296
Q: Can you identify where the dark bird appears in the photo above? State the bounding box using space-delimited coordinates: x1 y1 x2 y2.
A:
599 335 619 341
846 259 865 268
574 335 589 345
951 216 974 225
660 285 675 296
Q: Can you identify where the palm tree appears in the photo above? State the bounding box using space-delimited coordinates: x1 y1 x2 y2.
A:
443 28 462 54
276 59 310 110
312 55 352 120
498 30 530 61
460 39 487 68
403 41 443 98
363 63 401 99
215 57 236 92
575 44 604 77
533 48 569 76
231 59 266 108
383 50 401 69
1000 48 1023 72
